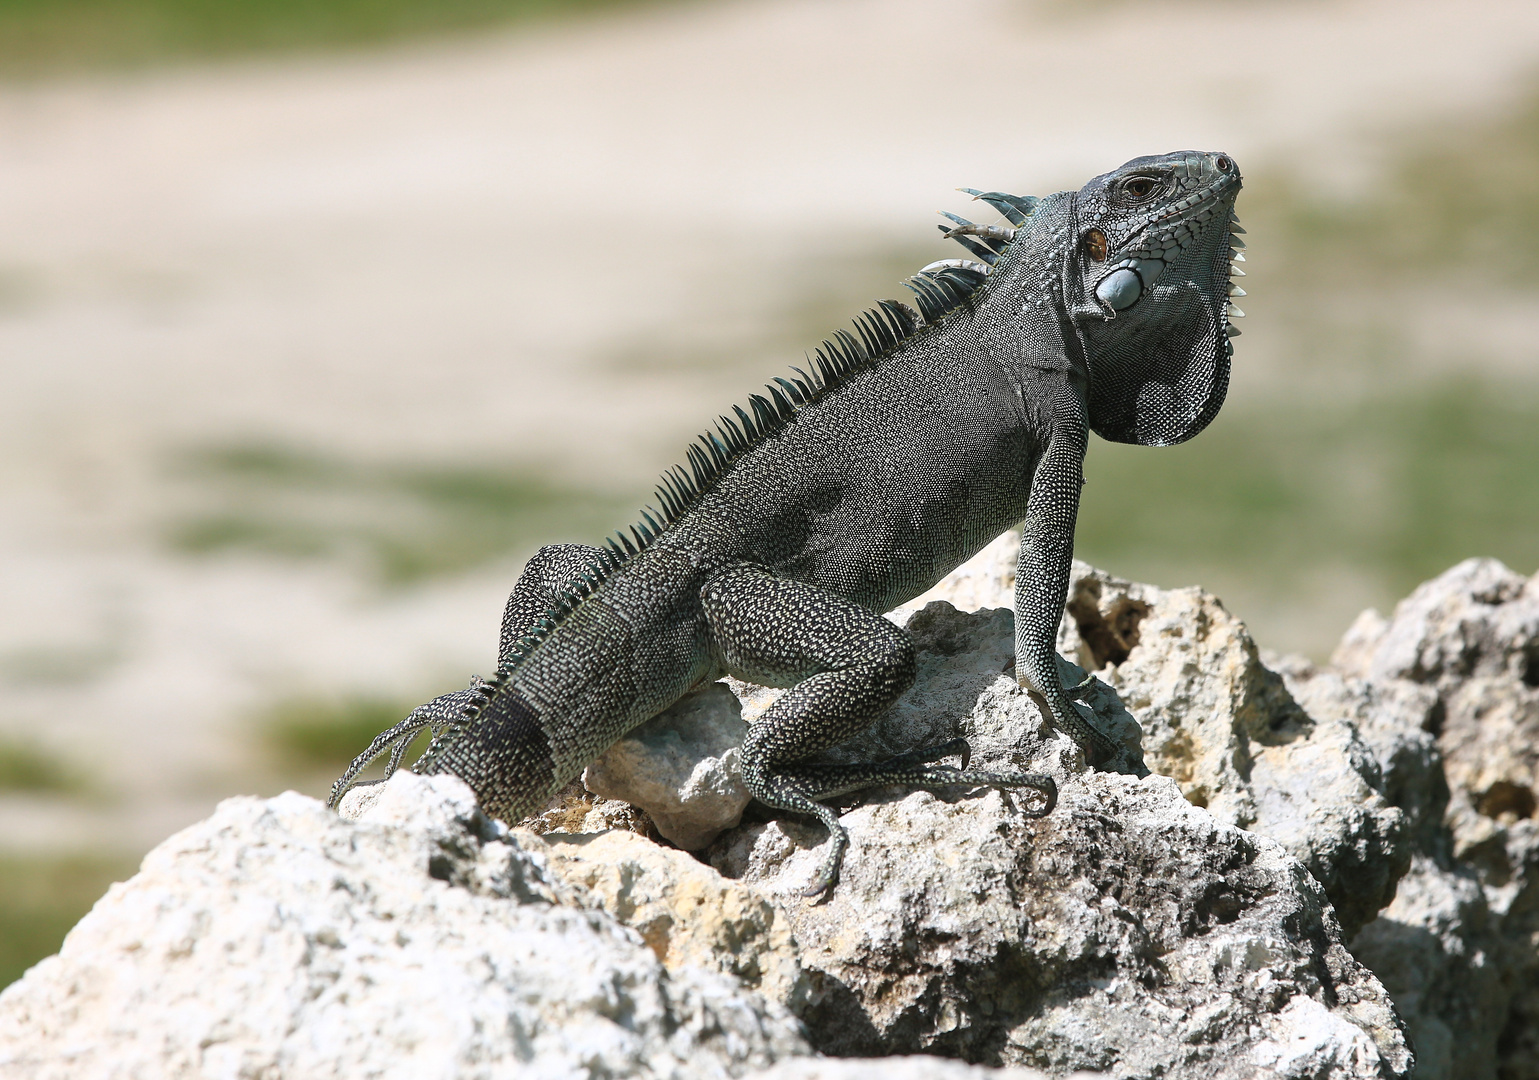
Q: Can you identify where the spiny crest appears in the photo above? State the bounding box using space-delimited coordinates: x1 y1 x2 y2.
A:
903 265 988 323
961 188 1039 226
1224 208 1247 352
606 297 936 561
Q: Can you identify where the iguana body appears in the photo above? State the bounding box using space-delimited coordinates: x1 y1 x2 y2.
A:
332 151 1244 894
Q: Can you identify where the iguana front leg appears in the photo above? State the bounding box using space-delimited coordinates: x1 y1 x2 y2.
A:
702 564 1055 898
1014 395 1122 768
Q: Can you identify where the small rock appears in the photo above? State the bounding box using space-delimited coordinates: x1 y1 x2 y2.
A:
584 681 753 850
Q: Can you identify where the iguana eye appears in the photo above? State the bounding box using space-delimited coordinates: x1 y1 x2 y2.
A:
1122 177 1158 201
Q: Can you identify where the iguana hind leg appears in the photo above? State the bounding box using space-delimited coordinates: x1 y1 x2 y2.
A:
498 544 608 665
329 544 606 810
702 564 1055 898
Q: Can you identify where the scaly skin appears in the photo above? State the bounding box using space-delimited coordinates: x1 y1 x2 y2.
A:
330 151 1244 896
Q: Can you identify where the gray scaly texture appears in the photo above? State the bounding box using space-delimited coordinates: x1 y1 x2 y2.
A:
331 151 1246 895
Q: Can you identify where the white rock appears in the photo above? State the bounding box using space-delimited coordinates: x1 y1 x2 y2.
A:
521 826 805 1008
1329 558 1539 1080
875 538 1408 940
0 771 807 1079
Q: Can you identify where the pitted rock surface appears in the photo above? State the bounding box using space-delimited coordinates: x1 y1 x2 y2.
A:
583 680 753 850
708 772 1408 1079
1326 558 1539 1080
894 536 1410 940
518 826 805 1008
1050 563 1410 939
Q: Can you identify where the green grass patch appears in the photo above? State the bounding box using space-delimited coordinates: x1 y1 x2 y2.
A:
167 443 629 585
0 737 86 794
0 0 667 78
0 852 138 990
1256 92 1539 288
1076 379 1539 642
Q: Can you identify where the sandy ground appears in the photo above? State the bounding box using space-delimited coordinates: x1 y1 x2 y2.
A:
5 0 1539 855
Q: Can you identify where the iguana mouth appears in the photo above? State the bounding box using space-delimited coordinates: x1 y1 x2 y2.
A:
1118 170 1241 266
1101 169 1245 334
1151 169 1241 226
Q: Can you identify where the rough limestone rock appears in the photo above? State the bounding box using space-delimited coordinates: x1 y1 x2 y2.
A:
32 535 1532 1080
750 1059 1056 1080
841 532 1409 941
518 826 805 1008
1053 563 1411 940
1323 559 1539 1080
584 681 753 850
1332 558 1539 849
0 771 807 1080
709 770 1408 1079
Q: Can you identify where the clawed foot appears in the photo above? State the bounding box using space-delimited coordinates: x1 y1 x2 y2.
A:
792 740 1057 898
327 718 429 809
1065 671 1101 702
800 823 848 900
942 222 1016 244
326 683 484 810
996 773 1057 817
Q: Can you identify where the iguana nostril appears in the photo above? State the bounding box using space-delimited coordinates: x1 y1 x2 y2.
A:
1216 155 1232 173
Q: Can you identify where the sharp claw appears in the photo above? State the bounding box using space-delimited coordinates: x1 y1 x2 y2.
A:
1022 777 1057 817
943 222 1016 244
920 258 992 277
1066 672 1098 701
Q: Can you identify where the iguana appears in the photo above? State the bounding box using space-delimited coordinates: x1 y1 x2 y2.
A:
330 150 1245 895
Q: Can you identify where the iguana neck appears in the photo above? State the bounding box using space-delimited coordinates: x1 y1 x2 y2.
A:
946 190 1090 402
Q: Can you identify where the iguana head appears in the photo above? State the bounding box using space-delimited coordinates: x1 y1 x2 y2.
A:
1067 150 1244 446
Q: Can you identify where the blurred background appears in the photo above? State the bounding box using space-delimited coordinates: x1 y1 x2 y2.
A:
3 0 1539 987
